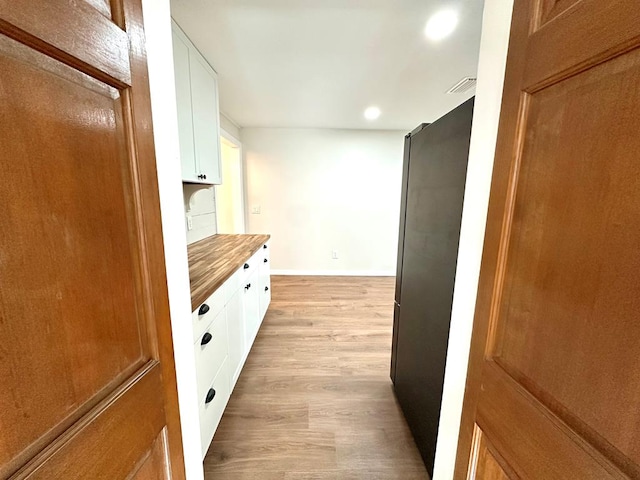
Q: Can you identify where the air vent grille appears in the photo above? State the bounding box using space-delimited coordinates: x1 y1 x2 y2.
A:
446 77 477 94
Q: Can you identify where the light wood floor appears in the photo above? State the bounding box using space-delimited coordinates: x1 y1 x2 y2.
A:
203 276 429 480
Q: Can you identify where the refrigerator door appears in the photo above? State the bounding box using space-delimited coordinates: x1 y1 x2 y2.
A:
391 98 474 476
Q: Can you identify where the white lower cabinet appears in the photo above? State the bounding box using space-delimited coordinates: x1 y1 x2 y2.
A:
226 289 244 387
191 240 271 458
198 357 230 457
242 268 260 348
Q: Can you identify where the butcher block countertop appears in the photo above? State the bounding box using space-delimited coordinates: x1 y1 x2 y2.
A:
187 234 270 311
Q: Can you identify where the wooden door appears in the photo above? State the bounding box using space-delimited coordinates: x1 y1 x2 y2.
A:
455 1 640 479
0 1 185 479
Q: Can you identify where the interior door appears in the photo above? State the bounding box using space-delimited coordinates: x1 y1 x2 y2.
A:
456 1 640 478
0 1 185 478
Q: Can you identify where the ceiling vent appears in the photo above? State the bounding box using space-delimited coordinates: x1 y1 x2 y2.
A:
446 77 477 94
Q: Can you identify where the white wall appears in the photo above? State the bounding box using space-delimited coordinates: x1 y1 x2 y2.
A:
243 128 405 275
184 184 217 244
433 1 514 479
141 2 204 479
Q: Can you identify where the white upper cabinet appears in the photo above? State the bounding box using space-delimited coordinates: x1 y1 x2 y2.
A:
171 21 222 185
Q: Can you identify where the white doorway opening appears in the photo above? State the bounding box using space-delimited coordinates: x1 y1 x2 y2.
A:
215 129 246 234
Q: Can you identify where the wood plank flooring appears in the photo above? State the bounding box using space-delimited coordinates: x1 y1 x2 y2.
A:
203 276 429 479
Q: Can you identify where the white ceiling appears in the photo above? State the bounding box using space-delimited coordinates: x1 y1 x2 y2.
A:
170 0 485 131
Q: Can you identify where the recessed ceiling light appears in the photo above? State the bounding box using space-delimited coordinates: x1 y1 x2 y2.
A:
424 10 458 41
364 106 381 121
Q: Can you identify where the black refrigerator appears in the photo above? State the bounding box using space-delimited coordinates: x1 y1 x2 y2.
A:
390 97 474 477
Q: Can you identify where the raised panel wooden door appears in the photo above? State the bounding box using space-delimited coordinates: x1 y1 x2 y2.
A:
0 1 185 478
456 1 640 478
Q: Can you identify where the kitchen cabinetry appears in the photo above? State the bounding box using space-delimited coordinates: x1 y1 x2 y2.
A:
171 21 222 185
190 239 271 457
258 243 271 320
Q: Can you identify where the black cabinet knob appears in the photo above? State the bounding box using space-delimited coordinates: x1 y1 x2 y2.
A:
244 263 249 269
263 258 268 263
245 283 251 290
203 174 207 179
205 388 216 404
265 286 269 292
198 304 210 315
201 332 213 346
263 244 267 249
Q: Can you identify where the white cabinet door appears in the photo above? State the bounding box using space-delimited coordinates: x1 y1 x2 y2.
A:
198 358 230 459
171 29 198 182
242 270 260 348
171 21 222 185
226 289 244 387
189 51 222 184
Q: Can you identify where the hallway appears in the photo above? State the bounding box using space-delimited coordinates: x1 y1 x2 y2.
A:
204 276 428 479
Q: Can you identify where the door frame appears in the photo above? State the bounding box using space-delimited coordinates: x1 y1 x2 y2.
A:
216 127 247 234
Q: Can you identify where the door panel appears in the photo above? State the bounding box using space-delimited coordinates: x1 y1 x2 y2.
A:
472 431 511 480
0 0 185 478
83 0 113 19
456 1 640 478
0 32 146 473
17 363 166 479
130 434 170 480
496 46 640 465
0 0 130 85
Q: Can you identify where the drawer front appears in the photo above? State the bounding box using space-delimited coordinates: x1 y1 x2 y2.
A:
192 286 225 343
240 249 261 284
198 357 230 458
194 309 229 401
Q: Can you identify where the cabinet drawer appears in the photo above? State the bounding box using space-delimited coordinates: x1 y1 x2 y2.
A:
192 286 225 343
199 357 230 458
240 250 261 284
194 309 228 401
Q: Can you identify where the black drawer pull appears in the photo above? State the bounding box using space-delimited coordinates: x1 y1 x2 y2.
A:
244 263 249 269
205 388 216 404
265 286 269 292
245 283 251 290
201 332 212 346
198 304 210 315
263 258 268 263
263 244 267 249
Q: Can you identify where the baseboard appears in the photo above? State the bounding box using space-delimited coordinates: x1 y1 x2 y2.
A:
270 269 395 277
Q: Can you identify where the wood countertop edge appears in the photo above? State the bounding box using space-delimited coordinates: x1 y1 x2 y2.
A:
188 234 271 311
